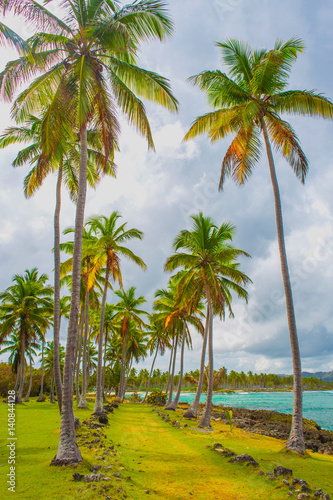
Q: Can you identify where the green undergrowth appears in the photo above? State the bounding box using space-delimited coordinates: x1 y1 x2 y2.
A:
0 399 332 499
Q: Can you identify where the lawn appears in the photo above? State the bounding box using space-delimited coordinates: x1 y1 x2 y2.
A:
0 399 332 499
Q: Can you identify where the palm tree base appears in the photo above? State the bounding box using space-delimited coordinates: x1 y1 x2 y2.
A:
183 408 197 419
51 456 82 466
165 405 176 411
286 437 306 454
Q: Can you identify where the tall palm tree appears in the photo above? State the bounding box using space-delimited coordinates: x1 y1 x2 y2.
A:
0 268 53 403
86 212 146 413
113 287 149 403
165 213 250 427
0 114 115 412
0 0 178 464
183 38 333 452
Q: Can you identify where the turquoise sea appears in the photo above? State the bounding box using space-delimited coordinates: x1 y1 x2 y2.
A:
178 390 333 431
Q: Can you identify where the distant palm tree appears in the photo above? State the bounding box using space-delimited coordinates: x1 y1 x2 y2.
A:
86 212 146 414
184 38 333 452
0 269 53 403
113 287 149 403
165 213 249 426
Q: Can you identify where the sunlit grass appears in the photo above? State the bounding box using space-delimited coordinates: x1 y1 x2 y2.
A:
0 399 332 499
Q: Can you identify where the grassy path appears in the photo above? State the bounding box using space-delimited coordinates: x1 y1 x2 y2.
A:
105 404 301 500
1 400 332 499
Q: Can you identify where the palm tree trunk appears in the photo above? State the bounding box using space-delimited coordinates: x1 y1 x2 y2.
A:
75 303 85 401
37 341 45 402
53 164 63 413
52 124 88 465
78 288 89 409
118 329 129 403
261 117 305 453
166 337 174 394
102 327 108 403
93 266 110 414
16 328 26 404
50 367 55 403
142 343 159 402
166 326 186 410
166 336 178 406
121 357 132 400
23 341 33 402
184 307 210 418
198 287 214 427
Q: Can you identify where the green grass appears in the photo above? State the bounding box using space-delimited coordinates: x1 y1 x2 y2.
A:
0 399 332 499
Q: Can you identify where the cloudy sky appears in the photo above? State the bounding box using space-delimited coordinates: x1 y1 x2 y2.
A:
0 0 332 376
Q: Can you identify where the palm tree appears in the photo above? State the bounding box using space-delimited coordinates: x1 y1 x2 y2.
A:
0 0 178 464
165 213 250 426
113 287 149 403
86 212 146 414
183 38 333 452
0 114 115 412
142 316 169 402
0 268 53 403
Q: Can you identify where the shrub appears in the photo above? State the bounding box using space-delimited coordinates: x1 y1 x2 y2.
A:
146 389 167 406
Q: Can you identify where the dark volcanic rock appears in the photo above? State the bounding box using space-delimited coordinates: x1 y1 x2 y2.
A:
213 405 333 455
274 465 293 477
228 454 258 466
98 414 109 425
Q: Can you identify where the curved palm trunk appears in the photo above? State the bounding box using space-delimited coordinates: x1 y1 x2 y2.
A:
166 326 186 410
184 307 210 418
53 165 63 413
198 287 214 427
118 329 129 403
261 118 305 453
23 342 33 402
52 124 88 465
93 266 110 415
37 341 45 402
165 337 174 394
166 336 178 406
78 288 89 408
75 303 85 401
142 343 159 402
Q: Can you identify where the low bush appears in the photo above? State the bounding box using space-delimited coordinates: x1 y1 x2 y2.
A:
146 389 167 406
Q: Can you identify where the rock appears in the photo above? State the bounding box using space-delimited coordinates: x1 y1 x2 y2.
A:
83 473 104 482
258 470 265 476
72 473 84 482
110 402 119 409
301 485 312 493
228 454 258 466
297 494 310 500
323 495 331 500
268 476 276 481
283 479 290 486
98 415 109 425
90 465 102 471
103 405 114 414
213 443 223 450
113 472 121 478
274 465 293 477
314 489 323 497
145 490 150 494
